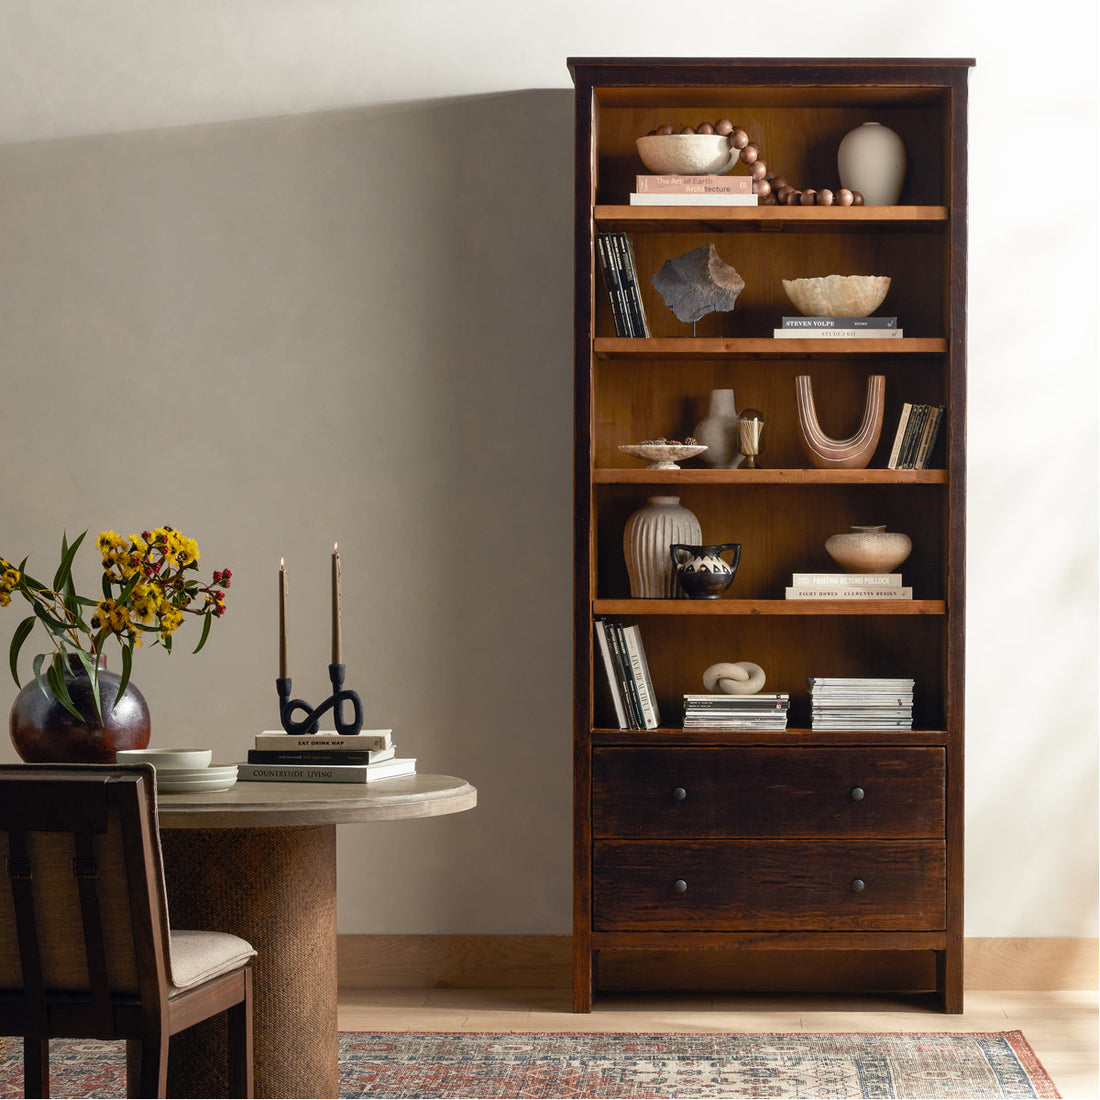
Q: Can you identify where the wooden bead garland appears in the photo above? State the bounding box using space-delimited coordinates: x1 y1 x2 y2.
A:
645 119 864 206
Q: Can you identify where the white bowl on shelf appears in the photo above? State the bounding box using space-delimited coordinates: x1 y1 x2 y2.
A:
636 134 738 176
116 747 213 770
782 274 891 318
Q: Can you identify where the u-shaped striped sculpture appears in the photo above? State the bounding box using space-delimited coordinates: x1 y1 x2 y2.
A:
795 374 885 469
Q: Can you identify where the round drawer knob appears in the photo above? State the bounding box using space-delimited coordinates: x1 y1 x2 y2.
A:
673 879 688 894
850 786 866 801
851 878 866 893
672 787 687 801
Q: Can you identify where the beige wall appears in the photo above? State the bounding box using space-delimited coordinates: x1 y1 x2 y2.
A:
0 93 576 933
0 25 1096 940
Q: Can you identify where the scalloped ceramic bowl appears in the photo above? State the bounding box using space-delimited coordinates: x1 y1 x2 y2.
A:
782 275 891 318
619 442 708 470
636 134 738 176
116 747 213 770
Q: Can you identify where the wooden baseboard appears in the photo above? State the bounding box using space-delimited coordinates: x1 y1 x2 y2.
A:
337 934 1098 992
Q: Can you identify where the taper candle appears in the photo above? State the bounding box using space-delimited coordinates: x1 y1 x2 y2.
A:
331 542 342 665
278 558 289 678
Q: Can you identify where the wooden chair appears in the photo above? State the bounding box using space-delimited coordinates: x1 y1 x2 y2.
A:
0 763 255 1098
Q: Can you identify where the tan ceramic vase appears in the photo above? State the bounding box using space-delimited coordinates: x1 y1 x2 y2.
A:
824 524 912 573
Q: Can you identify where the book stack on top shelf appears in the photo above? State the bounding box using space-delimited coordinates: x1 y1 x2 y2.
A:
773 316 901 339
237 729 416 783
785 572 912 601
629 173 757 207
886 403 944 469
809 677 914 731
682 692 790 731
596 232 649 337
595 618 660 730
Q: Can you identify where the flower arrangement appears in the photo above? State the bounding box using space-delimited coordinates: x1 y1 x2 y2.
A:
1 526 230 720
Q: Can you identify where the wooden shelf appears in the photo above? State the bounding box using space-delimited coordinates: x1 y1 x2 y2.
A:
594 467 946 485
593 599 946 616
594 337 947 358
595 205 948 233
594 727 948 746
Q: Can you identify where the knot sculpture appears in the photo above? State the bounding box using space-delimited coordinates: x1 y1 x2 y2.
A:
702 661 766 695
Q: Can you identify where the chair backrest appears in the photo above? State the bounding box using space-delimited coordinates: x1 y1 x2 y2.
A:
0 764 173 1037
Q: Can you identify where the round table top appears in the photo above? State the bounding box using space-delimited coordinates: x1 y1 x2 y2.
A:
157 772 477 829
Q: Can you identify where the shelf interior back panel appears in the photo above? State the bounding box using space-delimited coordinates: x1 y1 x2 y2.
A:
593 613 946 733
595 482 947 600
593 357 948 470
593 101 950 208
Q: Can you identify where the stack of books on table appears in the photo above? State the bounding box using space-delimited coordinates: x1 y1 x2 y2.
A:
594 618 660 730
887 403 945 469
809 677 914 731
773 316 901 339
596 231 650 337
629 174 757 207
785 573 912 600
237 729 416 783
682 692 790 731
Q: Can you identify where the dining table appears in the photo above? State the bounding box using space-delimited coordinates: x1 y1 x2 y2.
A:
156 772 477 1099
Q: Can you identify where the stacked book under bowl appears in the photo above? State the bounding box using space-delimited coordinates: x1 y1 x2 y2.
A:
237 729 416 783
116 748 238 792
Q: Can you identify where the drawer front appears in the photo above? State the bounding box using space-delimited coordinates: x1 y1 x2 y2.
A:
593 747 945 839
592 839 946 931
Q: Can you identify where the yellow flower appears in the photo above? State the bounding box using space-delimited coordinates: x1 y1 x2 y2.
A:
0 591 10 607
160 607 184 634
1 567 20 590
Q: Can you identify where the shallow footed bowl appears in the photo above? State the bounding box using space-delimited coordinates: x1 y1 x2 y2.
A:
116 747 213 770
782 275 891 318
636 134 738 176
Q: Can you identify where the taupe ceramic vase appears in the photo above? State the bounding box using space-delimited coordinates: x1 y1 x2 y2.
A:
824 525 912 573
623 496 702 598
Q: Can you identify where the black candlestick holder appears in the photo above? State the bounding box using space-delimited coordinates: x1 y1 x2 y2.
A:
276 663 364 736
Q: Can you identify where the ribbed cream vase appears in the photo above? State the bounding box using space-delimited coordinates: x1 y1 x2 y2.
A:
623 496 702 598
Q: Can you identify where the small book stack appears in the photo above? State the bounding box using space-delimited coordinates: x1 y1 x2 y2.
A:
785 573 912 601
629 174 757 207
596 231 650 337
773 316 901 339
887 403 944 469
682 692 790 730
594 618 660 730
237 729 416 783
809 677 914 731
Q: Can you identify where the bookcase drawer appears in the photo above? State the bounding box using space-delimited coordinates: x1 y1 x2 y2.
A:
592 839 946 932
592 747 944 839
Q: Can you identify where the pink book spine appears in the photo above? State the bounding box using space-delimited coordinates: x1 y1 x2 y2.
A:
635 174 754 194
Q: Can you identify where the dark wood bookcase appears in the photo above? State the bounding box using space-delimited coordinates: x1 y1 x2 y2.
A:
569 57 972 1012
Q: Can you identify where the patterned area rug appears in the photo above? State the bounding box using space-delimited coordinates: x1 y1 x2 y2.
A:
0 1030 1060 1098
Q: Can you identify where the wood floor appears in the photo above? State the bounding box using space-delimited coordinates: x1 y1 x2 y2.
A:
338 987 1098 1099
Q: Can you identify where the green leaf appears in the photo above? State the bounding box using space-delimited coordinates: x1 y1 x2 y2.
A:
32 652 48 697
9 616 35 686
52 530 86 594
192 611 213 654
46 654 83 722
116 571 142 603
31 600 74 632
114 644 133 707
72 649 104 721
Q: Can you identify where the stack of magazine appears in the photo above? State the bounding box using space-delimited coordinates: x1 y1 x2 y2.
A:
237 729 416 783
682 692 790 730
808 677 914 731
596 231 650 338
594 618 660 730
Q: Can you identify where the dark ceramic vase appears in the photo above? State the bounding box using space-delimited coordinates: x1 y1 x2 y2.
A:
9 654 151 763
669 542 742 599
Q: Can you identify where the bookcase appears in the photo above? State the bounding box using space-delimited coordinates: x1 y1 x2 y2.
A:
569 58 972 1013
